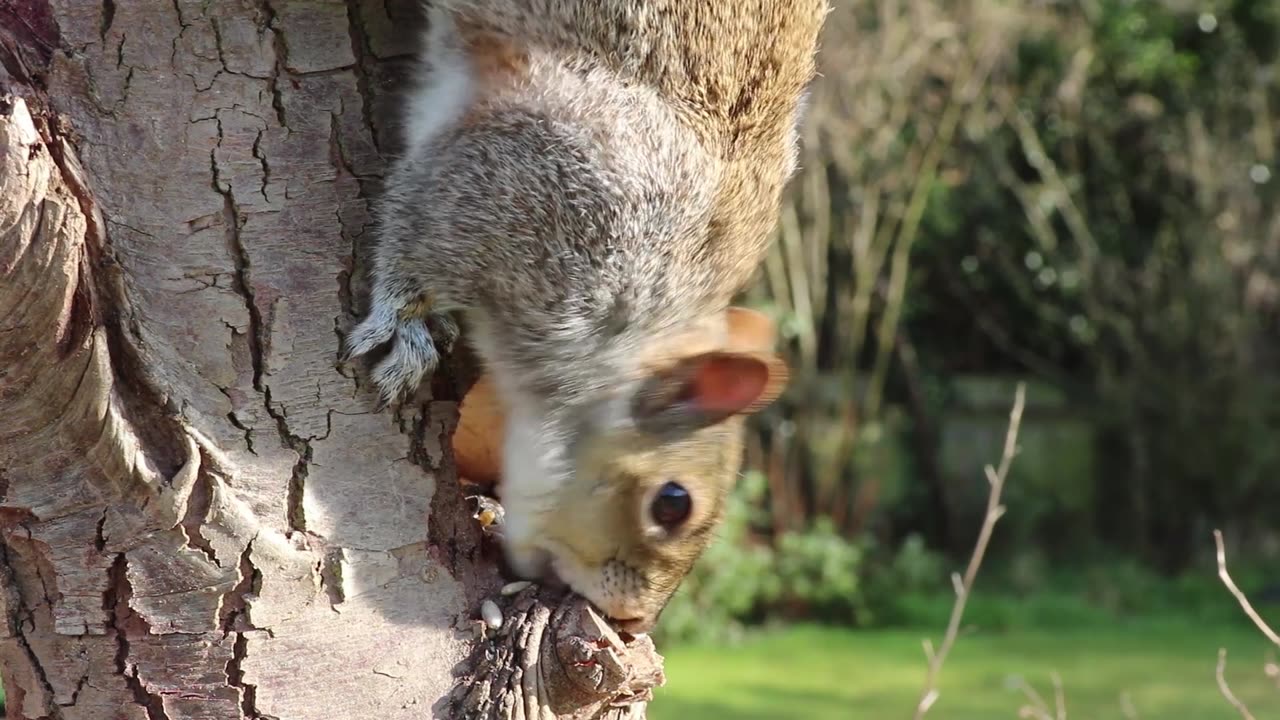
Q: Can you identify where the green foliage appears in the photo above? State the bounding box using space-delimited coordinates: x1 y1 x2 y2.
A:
1092 0 1202 91
859 533 948 626
659 484 954 643
873 552 1277 633
886 534 947 591
901 0 1280 566
657 473 882 644
669 0 1280 646
657 484 1271 641
772 518 864 621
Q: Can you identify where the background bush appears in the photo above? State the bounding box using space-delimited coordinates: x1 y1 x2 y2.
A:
727 0 1279 620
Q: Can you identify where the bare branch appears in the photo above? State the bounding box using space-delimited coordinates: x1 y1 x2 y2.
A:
1216 648 1258 720
1007 672 1067 720
1214 529 1280 647
913 383 1027 719
1008 676 1053 720
1119 692 1141 720
1051 671 1067 720
1212 530 1275 720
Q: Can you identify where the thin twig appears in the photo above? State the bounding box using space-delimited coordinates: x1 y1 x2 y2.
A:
1216 648 1257 720
1050 671 1067 720
913 383 1027 719
1119 692 1141 720
1009 673 1066 720
1009 676 1053 720
1212 530 1276 720
1214 529 1280 647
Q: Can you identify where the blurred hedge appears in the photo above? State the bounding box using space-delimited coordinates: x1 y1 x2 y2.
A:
743 0 1279 572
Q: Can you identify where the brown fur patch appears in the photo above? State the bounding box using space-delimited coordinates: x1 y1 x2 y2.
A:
457 24 529 83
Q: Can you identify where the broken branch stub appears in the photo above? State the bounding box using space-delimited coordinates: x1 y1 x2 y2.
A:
446 586 665 720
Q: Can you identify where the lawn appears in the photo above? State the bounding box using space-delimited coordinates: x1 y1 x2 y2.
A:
651 621 1278 719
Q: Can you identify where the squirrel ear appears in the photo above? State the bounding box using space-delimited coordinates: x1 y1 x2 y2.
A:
682 351 787 416
724 306 780 352
717 306 789 413
634 308 789 431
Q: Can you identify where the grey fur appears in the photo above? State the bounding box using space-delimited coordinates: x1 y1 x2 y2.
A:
346 0 827 628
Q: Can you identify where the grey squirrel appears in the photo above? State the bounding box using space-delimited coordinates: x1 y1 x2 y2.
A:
345 0 828 633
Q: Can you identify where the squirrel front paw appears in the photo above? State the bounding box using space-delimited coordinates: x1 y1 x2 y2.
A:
344 292 458 406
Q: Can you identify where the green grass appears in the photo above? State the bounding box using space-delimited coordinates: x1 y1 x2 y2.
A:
651 621 1278 719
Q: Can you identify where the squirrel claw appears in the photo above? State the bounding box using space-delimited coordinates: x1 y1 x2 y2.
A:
347 298 448 407
343 305 397 362
369 317 440 404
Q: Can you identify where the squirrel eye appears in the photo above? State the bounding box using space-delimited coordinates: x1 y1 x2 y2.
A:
650 481 692 530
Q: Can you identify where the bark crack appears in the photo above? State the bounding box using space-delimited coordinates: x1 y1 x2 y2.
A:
58 672 90 708
105 553 170 720
283 429 310 534
94 507 109 551
179 467 219 566
329 110 361 325
227 414 258 455
27 528 57 611
211 117 264 393
316 547 345 610
255 0 288 127
100 0 116 42
0 540 64 719
210 112 310 534
168 0 192 69
250 128 270 204
225 633 265 719
342 0 381 153
214 385 257 455
208 15 273 86
221 539 264 719
218 538 260 635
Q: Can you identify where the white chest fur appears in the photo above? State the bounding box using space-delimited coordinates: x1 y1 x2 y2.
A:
401 8 476 161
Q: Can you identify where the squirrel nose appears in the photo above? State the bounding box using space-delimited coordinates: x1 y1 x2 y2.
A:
608 615 655 637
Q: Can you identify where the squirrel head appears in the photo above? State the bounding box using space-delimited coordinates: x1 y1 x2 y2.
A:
454 307 787 633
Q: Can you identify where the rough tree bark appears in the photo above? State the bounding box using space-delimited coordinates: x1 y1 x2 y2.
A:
0 2 661 718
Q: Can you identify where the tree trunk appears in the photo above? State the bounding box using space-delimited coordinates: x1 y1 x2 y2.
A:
0 2 660 718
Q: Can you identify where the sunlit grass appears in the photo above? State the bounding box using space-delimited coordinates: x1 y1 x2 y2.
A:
651 621 1277 719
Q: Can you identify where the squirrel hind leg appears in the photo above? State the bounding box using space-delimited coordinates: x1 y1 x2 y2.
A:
346 295 461 406
369 318 440 405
